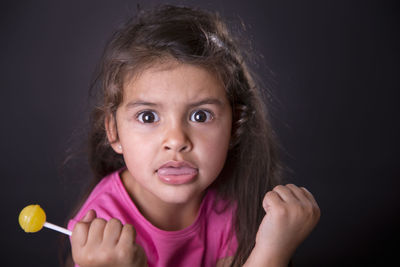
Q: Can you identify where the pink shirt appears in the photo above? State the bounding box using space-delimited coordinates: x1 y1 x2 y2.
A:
68 171 237 267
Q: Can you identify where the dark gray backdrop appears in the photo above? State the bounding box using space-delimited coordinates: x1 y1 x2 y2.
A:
2 0 399 266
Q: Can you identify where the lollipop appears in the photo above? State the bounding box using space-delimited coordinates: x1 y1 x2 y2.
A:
19 204 71 236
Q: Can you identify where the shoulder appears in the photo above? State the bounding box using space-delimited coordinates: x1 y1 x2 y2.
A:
68 171 126 229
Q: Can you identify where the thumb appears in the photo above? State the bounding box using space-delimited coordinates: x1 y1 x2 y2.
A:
81 209 96 223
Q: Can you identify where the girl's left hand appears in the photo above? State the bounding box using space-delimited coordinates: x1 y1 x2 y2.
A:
250 184 320 266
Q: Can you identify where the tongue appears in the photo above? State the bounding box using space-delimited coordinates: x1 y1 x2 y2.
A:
158 167 197 176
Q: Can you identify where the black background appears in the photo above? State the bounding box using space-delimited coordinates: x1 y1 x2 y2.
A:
2 0 399 266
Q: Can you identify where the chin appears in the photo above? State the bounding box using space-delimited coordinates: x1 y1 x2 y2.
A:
156 186 201 205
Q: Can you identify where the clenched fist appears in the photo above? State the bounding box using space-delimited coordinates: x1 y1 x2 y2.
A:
71 210 147 267
246 184 320 267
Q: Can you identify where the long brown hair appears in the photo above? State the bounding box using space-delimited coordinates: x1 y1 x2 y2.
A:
84 4 284 265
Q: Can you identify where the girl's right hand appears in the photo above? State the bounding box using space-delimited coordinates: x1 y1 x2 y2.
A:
71 210 148 267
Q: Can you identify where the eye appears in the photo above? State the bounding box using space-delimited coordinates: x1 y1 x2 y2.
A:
137 110 159 123
190 110 213 123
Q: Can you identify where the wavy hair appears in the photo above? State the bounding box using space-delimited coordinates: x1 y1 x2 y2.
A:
84 5 284 265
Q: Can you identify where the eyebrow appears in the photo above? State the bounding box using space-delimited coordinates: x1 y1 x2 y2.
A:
125 101 157 110
188 98 224 108
125 98 224 109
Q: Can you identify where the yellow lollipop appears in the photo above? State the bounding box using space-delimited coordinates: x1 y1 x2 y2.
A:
19 204 46 232
19 204 71 236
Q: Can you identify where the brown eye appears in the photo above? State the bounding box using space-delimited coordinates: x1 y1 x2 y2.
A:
190 110 213 123
138 111 159 123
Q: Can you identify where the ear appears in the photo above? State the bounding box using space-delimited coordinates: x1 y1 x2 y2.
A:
105 113 123 154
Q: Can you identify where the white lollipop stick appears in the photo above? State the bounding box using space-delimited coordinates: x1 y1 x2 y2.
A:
43 222 72 236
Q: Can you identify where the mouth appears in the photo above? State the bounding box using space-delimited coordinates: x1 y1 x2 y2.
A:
156 161 198 185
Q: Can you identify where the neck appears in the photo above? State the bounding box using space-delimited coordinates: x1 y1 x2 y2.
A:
144 198 201 231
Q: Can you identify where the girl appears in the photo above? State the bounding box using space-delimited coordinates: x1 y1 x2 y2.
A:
67 4 320 267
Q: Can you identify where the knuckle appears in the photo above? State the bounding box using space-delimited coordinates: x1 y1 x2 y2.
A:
124 223 135 231
273 185 284 191
73 241 123 267
124 223 136 234
301 186 312 195
265 190 276 196
263 191 277 204
107 218 123 230
91 248 118 265
99 250 115 264
296 202 319 222
116 247 134 262
86 252 96 264
266 190 277 198
81 250 98 266
108 218 122 226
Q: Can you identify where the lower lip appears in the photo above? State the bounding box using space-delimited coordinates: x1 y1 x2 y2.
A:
157 169 198 185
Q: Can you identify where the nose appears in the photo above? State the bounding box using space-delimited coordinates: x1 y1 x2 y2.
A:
162 122 192 153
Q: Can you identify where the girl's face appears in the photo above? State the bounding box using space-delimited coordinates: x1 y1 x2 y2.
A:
107 61 232 208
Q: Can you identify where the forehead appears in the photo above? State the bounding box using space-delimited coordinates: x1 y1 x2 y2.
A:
123 61 226 102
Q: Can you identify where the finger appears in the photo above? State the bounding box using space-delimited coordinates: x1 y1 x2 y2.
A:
272 184 298 203
81 209 97 223
71 221 90 248
86 218 107 246
103 218 123 247
286 184 310 203
118 224 136 247
300 187 317 203
301 187 321 213
262 190 283 212
71 210 97 247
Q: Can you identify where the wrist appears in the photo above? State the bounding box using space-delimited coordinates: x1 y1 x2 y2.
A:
243 244 291 267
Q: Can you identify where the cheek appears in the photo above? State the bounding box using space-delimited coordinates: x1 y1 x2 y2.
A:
197 126 231 176
120 132 157 168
